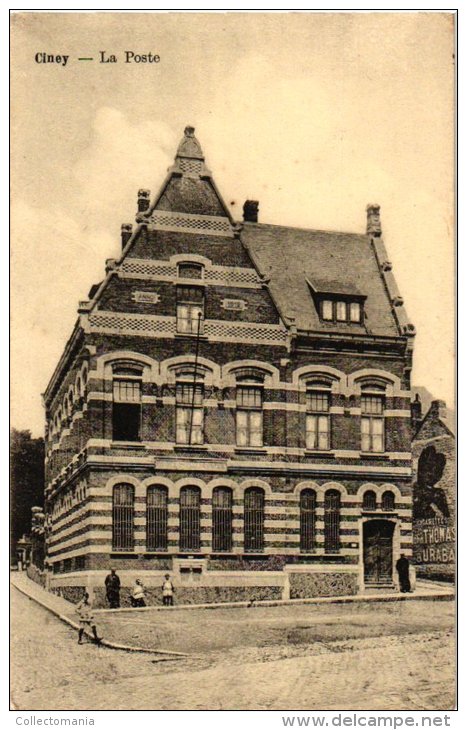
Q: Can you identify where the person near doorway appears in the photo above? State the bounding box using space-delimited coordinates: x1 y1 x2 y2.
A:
130 578 146 607
105 567 121 608
396 553 411 593
76 591 102 645
162 574 175 606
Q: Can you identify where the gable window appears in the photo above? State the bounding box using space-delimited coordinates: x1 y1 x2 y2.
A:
178 262 203 280
112 366 142 442
177 285 204 335
147 486 168 551
179 486 201 552
176 381 204 445
361 389 385 453
306 384 331 450
236 384 263 447
112 483 135 551
212 487 233 552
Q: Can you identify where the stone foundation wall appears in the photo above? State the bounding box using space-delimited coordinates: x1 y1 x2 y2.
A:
92 584 283 608
289 571 359 599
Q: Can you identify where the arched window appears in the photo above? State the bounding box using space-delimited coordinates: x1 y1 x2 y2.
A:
178 262 204 280
236 374 264 448
300 489 316 553
176 377 204 445
147 486 168 551
180 486 201 552
212 487 233 552
361 383 386 453
324 489 341 554
244 487 264 552
363 490 377 510
382 491 395 511
112 483 135 551
306 380 332 450
112 364 143 442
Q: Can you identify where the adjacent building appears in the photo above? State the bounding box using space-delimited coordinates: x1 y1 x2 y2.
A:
43 127 416 606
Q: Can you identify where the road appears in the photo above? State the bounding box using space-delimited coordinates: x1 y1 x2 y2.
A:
10 588 455 711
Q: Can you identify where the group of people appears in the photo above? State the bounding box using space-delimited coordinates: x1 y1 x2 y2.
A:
104 568 175 609
75 570 175 645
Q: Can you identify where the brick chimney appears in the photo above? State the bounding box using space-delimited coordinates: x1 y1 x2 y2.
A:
137 189 151 213
121 223 133 248
243 200 259 223
366 204 382 237
430 399 447 421
410 393 423 434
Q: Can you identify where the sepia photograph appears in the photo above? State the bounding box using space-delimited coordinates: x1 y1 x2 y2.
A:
10 9 456 714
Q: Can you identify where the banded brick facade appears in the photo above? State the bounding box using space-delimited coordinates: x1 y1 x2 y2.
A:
43 127 416 602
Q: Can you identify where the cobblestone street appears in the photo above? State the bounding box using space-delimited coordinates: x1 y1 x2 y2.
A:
11 587 455 711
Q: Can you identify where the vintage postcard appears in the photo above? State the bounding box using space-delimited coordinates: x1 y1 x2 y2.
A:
10 10 456 715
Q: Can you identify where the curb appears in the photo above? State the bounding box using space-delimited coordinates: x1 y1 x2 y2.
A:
95 588 454 615
11 581 187 658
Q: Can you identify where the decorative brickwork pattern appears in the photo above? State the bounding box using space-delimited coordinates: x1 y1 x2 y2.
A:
148 210 233 237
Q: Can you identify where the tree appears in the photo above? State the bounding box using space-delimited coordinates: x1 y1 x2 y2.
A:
10 429 45 562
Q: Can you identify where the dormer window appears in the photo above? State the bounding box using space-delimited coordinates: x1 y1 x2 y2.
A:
308 279 365 325
319 299 362 324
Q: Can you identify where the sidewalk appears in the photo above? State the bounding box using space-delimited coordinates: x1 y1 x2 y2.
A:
10 571 187 658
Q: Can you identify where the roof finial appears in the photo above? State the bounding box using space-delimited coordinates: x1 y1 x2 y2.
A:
176 125 204 161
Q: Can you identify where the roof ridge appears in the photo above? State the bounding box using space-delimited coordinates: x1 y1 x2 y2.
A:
239 221 366 238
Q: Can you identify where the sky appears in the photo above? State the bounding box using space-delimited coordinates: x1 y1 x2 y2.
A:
10 11 455 437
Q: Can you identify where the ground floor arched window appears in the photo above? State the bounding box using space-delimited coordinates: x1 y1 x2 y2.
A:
180 486 201 551
112 483 135 551
324 489 341 554
147 485 168 551
244 487 264 552
300 488 317 552
212 487 233 552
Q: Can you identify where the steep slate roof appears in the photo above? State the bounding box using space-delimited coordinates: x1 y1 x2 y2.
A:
241 222 400 337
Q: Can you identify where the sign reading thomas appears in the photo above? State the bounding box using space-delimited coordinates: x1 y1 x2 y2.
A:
412 444 455 576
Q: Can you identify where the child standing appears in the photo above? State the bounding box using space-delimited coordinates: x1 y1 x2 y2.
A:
162 574 175 606
76 591 102 644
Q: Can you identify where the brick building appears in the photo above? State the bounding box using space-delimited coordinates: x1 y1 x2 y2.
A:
43 127 416 606
412 399 455 581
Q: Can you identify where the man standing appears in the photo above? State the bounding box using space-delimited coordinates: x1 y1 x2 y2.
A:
105 567 121 608
395 554 411 593
162 573 175 606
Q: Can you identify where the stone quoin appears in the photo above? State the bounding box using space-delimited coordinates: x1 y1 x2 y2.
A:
43 126 416 607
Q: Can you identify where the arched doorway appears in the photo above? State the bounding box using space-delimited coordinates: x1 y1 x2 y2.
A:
363 519 395 586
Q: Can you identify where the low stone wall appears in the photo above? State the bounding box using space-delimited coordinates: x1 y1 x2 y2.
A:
289 571 359 599
50 585 86 604
92 584 283 609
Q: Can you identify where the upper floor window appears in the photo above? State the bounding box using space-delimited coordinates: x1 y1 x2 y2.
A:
178 262 204 280
112 366 142 442
320 299 363 324
176 381 204 445
177 285 204 335
236 382 263 447
361 387 385 453
306 384 331 450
